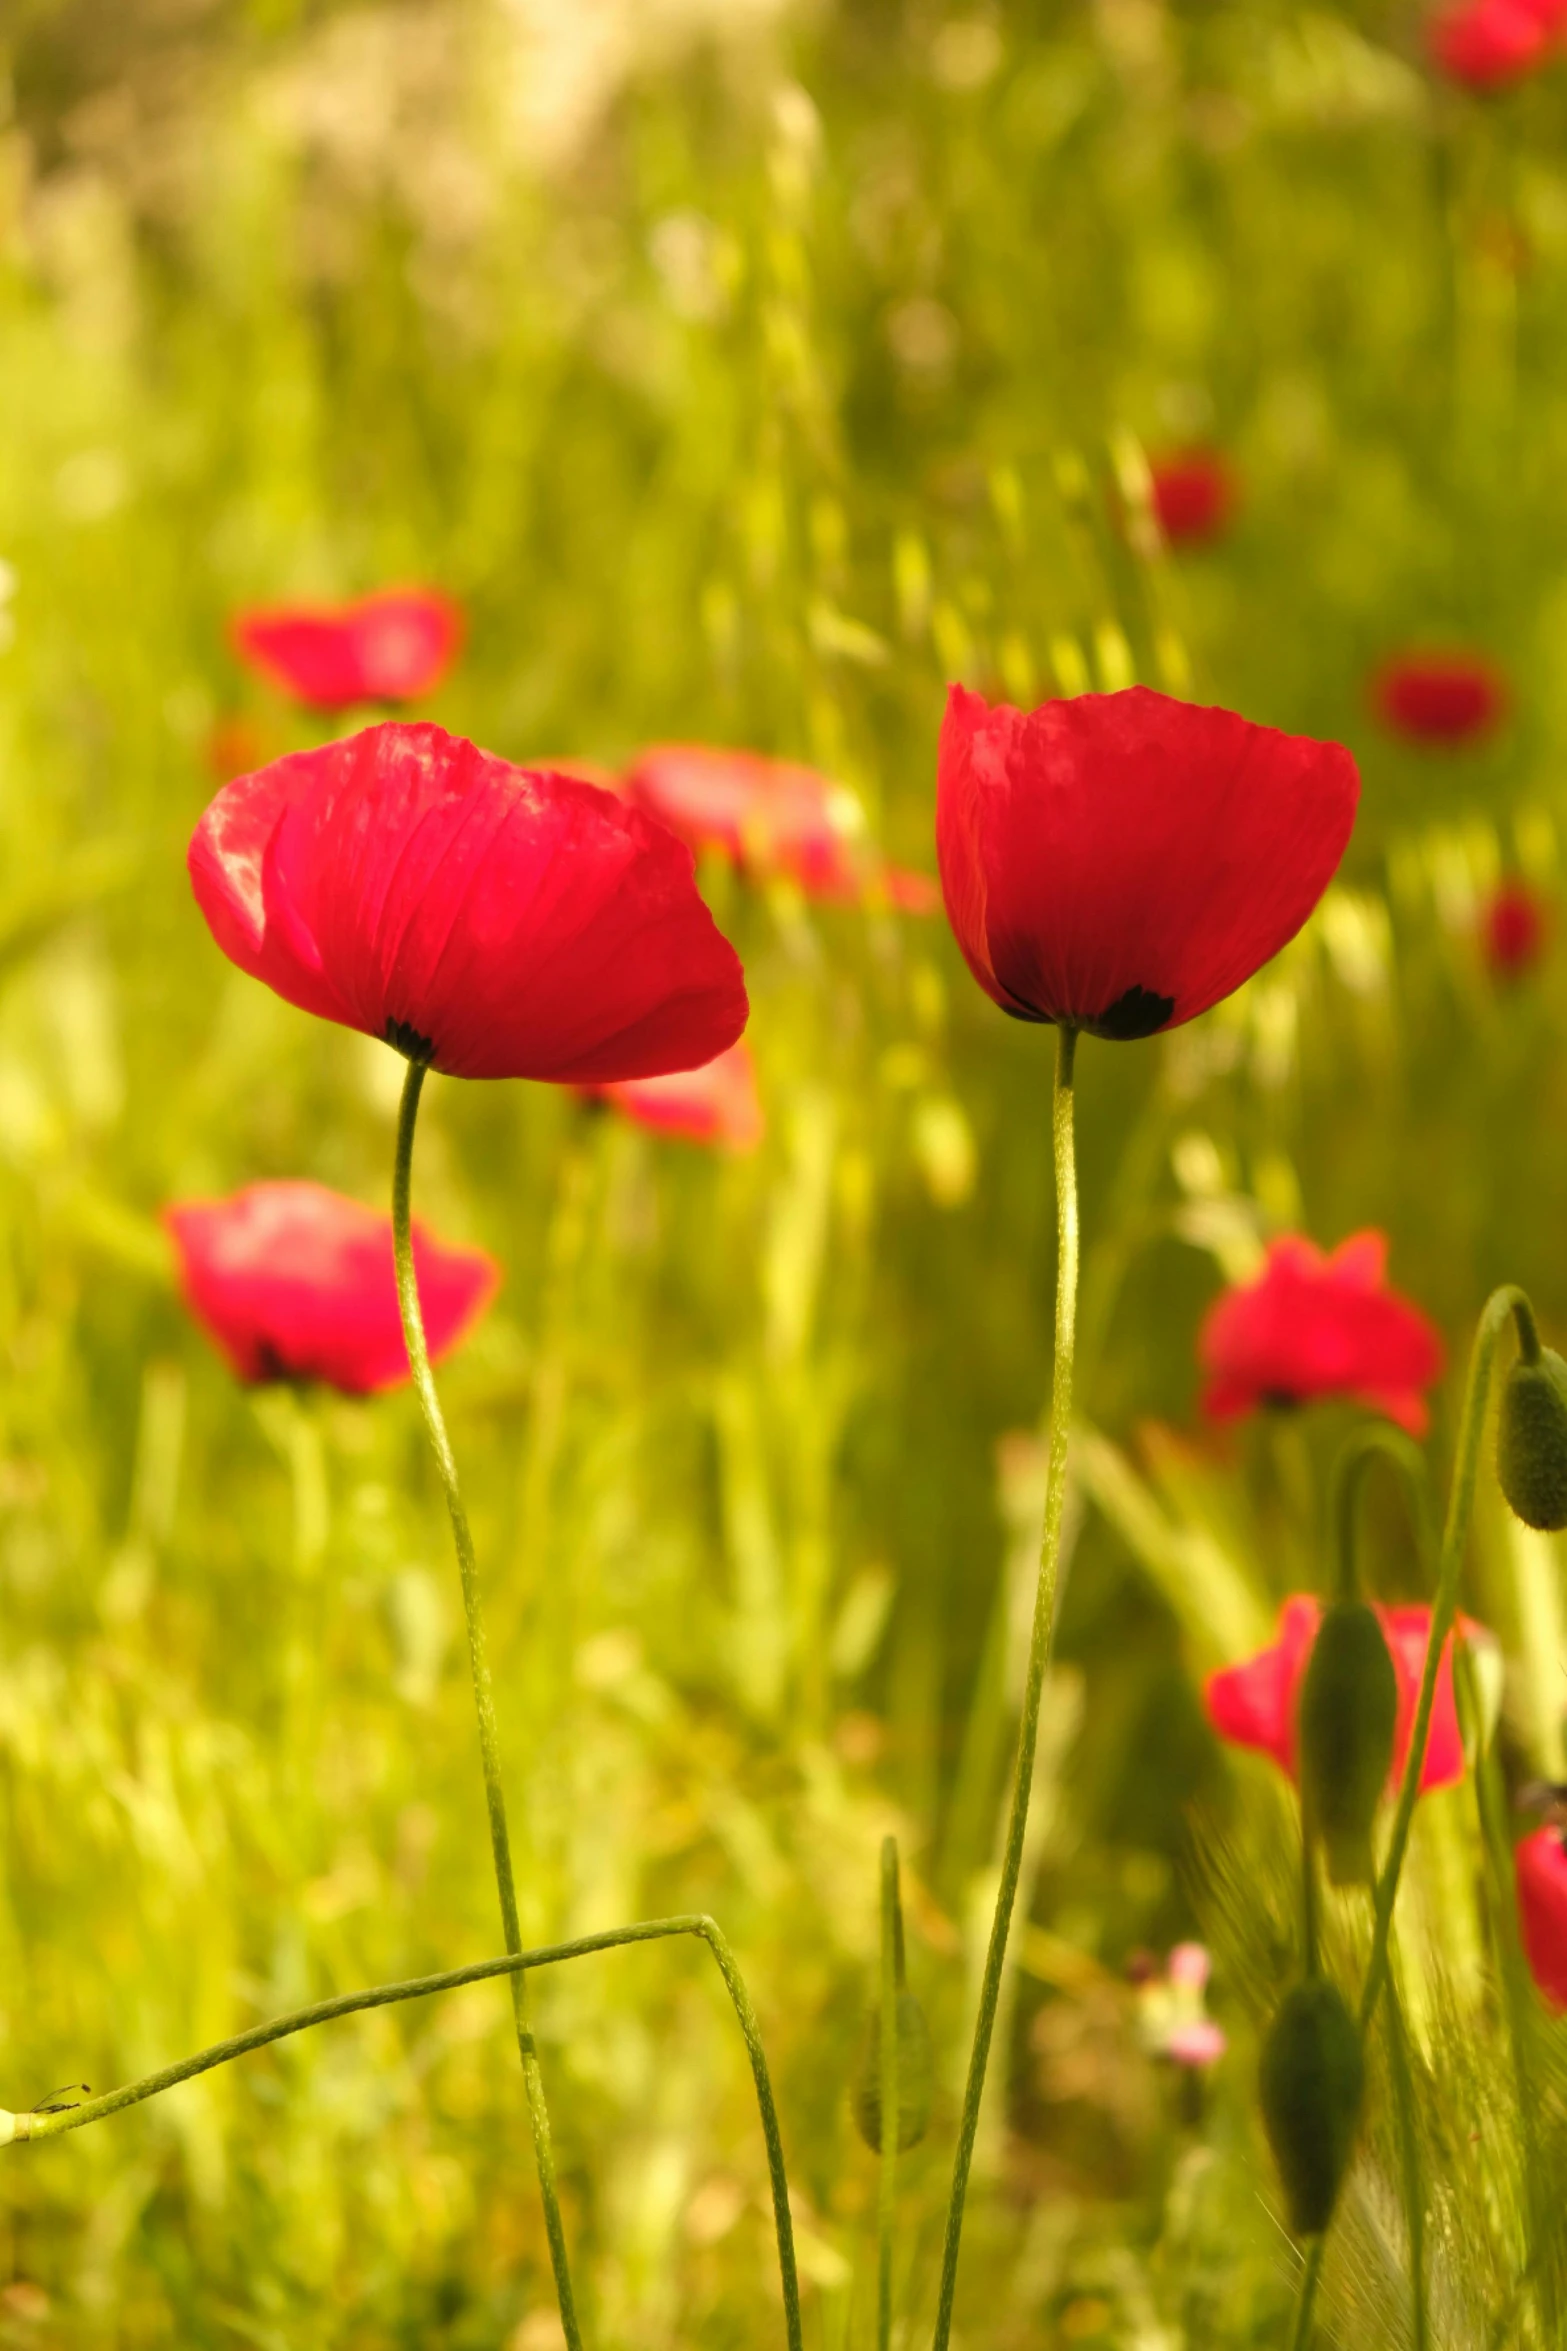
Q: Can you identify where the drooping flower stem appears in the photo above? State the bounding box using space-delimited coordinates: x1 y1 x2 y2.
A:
931 1022 1079 2351
1287 1286 1535 2351
0 1914 802 2350
391 1057 581 2351
877 1836 900 2351
1359 1284 1532 2033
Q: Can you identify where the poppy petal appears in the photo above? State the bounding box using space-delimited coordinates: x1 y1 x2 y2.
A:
936 686 1359 1037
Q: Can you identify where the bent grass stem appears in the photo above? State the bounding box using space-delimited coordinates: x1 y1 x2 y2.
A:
392 1057 580 2348
931 1022 1079 2351
1 1916 802 2351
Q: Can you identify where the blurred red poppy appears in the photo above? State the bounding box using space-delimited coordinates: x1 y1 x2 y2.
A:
188 721 748 1083
626 743 937 911
1206 1596 1478 1794
1517 1828 1567 2009
588 1041 764 1151
1373 652 1506 744
1200 1232 1443 1435
1149 450 1236 545
1430 0 1561 86
166 1181 497 1394
1482 878 1549 978
233 588 463 710
935 685 1358 1041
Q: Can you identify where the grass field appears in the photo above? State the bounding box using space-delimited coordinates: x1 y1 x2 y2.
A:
5 2 1567 2344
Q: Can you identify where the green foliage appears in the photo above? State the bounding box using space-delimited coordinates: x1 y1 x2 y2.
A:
1299 1601 1398 1888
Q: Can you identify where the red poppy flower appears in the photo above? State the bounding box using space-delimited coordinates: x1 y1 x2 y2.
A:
1430 0 1559 86
188 722 748 1083
1149 450 1236 545
233 588 463 710
1482 878 1549 978
1516 1828 1567 2009
588 1041 764 1151
1199 1233 1444 1436
165 1181 498 1395
1206 1596 1476 1794
1373 652 1507 744
625 743 937 911
935 685 1358 1041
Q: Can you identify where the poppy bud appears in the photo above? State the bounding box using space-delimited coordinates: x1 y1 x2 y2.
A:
1498 1347 1567 1533
851 1990 934 2154
1259 1979 1364 2235
1298 1601 1398 1887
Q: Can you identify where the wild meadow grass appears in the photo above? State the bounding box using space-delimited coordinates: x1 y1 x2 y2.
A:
4 2 1567 2344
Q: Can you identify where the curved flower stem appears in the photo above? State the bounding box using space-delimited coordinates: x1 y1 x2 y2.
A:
1 1916 802 2351
1359 1284 1532 2035
1286 1287 1531 2351
877 1836 900 2351
392 1057 580 2349
931 1022 1079 2351
1385 1975 1428 2351
1329 1423 1437 1606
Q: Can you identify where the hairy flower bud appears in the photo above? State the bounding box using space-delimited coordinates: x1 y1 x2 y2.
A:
1298 1600 1397 1887
1259 1980 1364 2235
852 1990 934 2154
1498 1347 1567 1533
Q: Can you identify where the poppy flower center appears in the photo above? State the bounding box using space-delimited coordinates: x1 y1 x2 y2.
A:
253 1340 305 1386
1083 985 1176 1042
384 1016 436 1064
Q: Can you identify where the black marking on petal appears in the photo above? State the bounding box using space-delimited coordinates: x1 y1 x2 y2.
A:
384 1016 436 1064
1084 985 1175 1042
1259 1389 1304 1414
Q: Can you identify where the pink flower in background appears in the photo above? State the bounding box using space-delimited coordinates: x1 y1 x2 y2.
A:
1205 1596 1479 1794
1199 1232 1444 1435
1373 651 1507 745
1482 878 1549 979
587 1041 764 1151
233 588 464 709
1136 1942 1226 2068
166 1181 498 1394
1517 1828 1567 2009
626 742 937 910
1149 450 1236 545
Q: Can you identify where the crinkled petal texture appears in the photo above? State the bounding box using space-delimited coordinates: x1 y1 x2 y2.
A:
1517 1829 1567 2011
936 685 1359 1040
593 1041 764 1150
233 590 463 710
1199 1232 1444 1436
1205 1597 1472 1794
166 1182 498 1395
188 722 749 1082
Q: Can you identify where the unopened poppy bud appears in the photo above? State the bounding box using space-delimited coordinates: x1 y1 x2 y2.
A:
1498 1347 1567 1532
851 1990 934 2153
1298 1601 1397 1887
1259 1980 1364 2235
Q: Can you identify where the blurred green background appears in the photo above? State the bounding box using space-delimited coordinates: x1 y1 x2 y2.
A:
3 0 1567 2343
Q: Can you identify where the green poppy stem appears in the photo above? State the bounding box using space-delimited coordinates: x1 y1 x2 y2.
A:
391 1056 581 2351
0 1915 801 2351
877 1835 900 2351
931 1021 1079 2351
